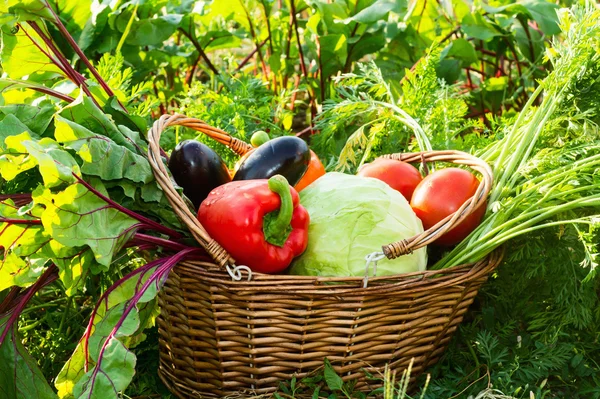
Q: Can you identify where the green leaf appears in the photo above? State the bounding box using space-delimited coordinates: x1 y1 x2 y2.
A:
33 181 138 267
513 18 545 63
77 5 111 51
343 0 404 24
0 114 35 150
0 103 55 135
323 358 344 391
0 253 44 291
57 96 145 153
106 182 179 230
0 199 94 294
1 132 79 187
53 246 95 296
73 338 136 398
22 138 81 188
347 30 386 63
310 1 348 32
55 341 86 399
0 321 57 399
484 76 509 92
87 304 141 363
462 12 500 41
320 33 348 77
521 0 560 35
452 0 471 20
54 0 92 40
102 97 147 134
125 14 183 46
0 132 39 180
54 116 153 184
441 38 478 66
0 0 53 21
0 24 64 79
0 205 47 290
202 30 243 52
268 51 282 73
61 253 180 399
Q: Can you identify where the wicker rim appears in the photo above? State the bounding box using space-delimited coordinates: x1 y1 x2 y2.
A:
148 114 493 270
379 152 493 258
170 247 503 296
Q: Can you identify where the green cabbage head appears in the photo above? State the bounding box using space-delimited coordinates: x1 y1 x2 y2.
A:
289 172 427 277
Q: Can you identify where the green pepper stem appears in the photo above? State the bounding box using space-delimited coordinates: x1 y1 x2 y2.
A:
263 175 294 247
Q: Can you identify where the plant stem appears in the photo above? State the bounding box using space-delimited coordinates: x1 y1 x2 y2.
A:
316 35 325 103
260 0 275 56
289 0 316 126
290 0 309 83
57 295 73 334
23 22 80 83
260 0 278 92
0 193 33 203
0 264 58 345
0 287 21 314
132 233 190 251
440 26 460 43
0 79 75 103
185 54 202 86
178 22 219 75
235 38 269 73
520 17 536 63
83 248 199 371
239 0 268 76
73 174 182 238
282 12 294 88
0 218 41 225
27 21 102 108
43 0 123 110
343 22 360 73
487 84 544 202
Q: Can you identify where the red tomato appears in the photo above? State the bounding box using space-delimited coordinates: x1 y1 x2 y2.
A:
357 158 423 201
410 168 486 246
294 150 326 192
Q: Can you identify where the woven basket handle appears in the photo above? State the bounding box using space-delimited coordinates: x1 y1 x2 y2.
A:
147 114 253 268
379 150 493 259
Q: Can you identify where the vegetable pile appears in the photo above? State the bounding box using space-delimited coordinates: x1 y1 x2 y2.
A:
1 0 600 398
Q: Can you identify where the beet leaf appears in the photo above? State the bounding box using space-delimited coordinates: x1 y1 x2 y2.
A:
0 319 57 399
0 22 65 79
56 249 199 399
0 265 59 398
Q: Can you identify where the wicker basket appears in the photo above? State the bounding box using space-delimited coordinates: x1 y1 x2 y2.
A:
148 114 501 398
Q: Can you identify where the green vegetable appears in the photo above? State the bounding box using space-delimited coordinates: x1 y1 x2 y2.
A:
250 130 270 147
289 173 426 277
434 5 600 274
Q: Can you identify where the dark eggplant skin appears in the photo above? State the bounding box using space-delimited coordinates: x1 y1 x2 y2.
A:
232 136 310 185
168 140 231 210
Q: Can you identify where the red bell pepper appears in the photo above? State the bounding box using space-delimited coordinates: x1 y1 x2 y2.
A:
197 175 309 274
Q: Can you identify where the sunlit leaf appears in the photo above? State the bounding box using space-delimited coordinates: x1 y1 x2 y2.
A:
0 23 64 79
33 181 138 268
0 321 57 399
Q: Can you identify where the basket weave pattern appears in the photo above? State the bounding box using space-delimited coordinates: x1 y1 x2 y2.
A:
157 254 501 398
148 114 501 398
